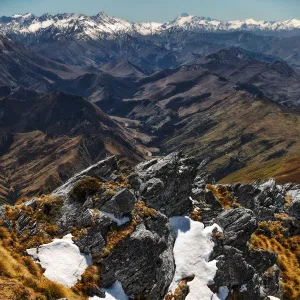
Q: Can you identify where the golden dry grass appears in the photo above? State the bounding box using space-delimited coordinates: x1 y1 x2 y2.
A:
165 279 190 300
189 209 203 222
100 201 157 258
0 226 84 300
250 221 300 300
72 265 101 295
4 195 64 252
207 184 240 209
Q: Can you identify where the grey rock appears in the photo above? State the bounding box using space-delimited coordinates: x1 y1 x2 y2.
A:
100 214 174 300
23 198 39 209
57 198 83 232
54 156 118 197
213 208 257 250
135 152 199 216
76 209 95 228
246 248 277 274
289 198 300 219
127 172 142 191
214 246 255 286
101 188 136 218
193 171 215 190
261 265 281 298
233 184 260 209
74 212 112 256
233 182 285 219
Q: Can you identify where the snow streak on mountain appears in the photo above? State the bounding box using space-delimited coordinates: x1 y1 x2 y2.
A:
2 12 300 39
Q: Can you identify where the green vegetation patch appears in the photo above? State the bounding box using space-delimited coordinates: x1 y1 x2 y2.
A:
71 177 101 202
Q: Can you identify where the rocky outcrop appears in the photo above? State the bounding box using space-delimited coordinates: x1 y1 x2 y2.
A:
213 208 257 250
133 152 199 216
74 212 112 256
100 214 174 299
101 188 136 218
2 154 298 300
232 180 287 219
210 208 279 299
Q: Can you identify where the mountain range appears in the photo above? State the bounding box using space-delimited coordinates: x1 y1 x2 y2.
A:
3 12 300 37
0 11 300 198
0 9 300 300
2 12 300 71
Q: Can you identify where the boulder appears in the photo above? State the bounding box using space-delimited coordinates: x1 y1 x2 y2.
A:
74 212 112 256
289 199 300 219
135 152 199 216
100 214 174 299
101 188 136 218
213 208 257 250
214 246 255 286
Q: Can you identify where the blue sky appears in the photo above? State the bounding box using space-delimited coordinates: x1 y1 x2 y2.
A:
0 0 299 22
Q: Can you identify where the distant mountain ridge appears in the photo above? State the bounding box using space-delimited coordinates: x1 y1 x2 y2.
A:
2 12 300 38
3 12 300 72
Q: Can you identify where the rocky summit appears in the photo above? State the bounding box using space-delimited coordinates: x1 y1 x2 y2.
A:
0 152 298 300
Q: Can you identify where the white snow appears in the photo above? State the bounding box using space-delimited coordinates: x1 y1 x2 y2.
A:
268 297 280 300
4 12 300 38
169 216 223 300
12 14 23 18
27 234 92 288
89 281 128 300
102 211 130 226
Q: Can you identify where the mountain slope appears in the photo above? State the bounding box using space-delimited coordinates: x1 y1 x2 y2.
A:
0 88 148 204
0 34 86 91
197 47 300 107
89 62 300 184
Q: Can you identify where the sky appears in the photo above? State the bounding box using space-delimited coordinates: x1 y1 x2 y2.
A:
0 0 299 22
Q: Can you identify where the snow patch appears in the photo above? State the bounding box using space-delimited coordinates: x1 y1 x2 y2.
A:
268 297 280 300
102 211 130 226
27 234 92 288
89 281 128 300
169 216 223 300
12 14 23 18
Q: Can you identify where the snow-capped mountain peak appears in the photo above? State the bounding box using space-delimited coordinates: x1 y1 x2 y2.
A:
2 12 300 40
12 13 33 19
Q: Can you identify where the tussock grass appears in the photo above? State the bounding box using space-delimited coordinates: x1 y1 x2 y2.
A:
189 209 202 222
165 279 190 300
71 177 101 202
207 184 240 209
0 226 83 299
250 221 300 300
100 201 157 258
72 265 101 295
